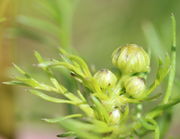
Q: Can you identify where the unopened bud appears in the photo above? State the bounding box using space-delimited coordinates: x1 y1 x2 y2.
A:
110 109 121 124
124 76 145 98
112 44 150 74
94 69 117 90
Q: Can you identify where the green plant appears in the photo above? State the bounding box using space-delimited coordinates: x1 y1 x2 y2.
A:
5 14 179 139
15 0 77 50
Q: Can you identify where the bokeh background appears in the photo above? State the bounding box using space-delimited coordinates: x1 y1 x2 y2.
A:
0 0 180 139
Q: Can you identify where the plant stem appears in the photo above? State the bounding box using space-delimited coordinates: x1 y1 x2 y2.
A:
163 14 176 104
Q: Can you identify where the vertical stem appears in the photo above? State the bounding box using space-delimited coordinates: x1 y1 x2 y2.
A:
163 14 176 104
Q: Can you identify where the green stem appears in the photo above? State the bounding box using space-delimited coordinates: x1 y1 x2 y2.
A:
163 14 176 104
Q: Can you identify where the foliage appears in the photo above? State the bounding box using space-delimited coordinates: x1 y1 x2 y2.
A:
4 15 179 139
15 0 78 49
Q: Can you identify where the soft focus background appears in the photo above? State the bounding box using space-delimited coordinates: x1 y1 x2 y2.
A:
0 0 180 139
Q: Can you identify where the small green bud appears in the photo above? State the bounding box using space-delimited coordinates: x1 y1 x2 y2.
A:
124 76 145 98
112 44 150 74
94 69 117 90
110 109 121 124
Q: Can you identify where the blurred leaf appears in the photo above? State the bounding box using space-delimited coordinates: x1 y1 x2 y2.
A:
12 27 58 46
141 55 170 98
56 118 101 139
3 80 30 86
57 131 75 138
158 111 172 139
146 97 180 119
153 97 180 111
16 15 60 35
55 118 113 139
13 64 31 78
143 22 165 58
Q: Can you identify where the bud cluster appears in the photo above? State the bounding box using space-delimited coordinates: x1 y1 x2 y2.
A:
112 44 150 98
93 44 150 124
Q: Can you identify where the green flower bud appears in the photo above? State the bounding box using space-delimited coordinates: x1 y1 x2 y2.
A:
124 76 145 98
94 69 117 90
112 44 150 74
110 109 121 124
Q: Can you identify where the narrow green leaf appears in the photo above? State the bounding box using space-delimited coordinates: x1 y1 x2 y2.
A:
56 118 101 139
29 89 74 104
13 64 31 78
43 114 82 123
50 78 67 94
59 48 92 77
57 131 75 138
140 56 170 99
77 90 86 102
3 80 30 86
34 51 44 63
91 96 109 123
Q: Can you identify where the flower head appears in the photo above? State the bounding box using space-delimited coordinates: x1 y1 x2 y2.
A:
124 76 145 98
94 69 117 90
112 44 150 74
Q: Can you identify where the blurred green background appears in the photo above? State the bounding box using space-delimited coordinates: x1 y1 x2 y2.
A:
0 0 180 139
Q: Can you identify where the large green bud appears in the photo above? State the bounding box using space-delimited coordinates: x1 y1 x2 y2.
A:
94 69 117 90
124 76 145 98
112 44 150 74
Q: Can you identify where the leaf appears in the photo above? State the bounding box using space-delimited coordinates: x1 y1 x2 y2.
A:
59 48 92 77
11 77 57 93
153 97 180 111
34 51 53 76
156 55 170 81
91 119 113 133
34 51 44 63
91 96 109 123
64 92 82 104
142 22 165 58
3 80 30 86
50 78 67 94
43 114 82 123
29 89 74 104
56 118 101 139
77 90 86 102
140 55 170 99
35 0 61 21
13 64 31 78
146 97 180 119
16 15 60 35
12 27 57 46
144 93 162 101
56 118 113 139
57 131 75 138
158 111 172 139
